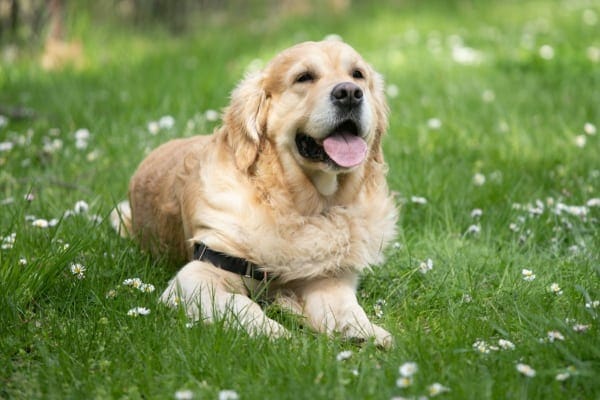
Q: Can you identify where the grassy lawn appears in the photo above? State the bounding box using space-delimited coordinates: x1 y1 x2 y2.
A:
1 1 599 399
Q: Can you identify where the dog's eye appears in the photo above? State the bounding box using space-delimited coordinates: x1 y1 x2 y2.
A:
295 72 315 83
352 69 364 79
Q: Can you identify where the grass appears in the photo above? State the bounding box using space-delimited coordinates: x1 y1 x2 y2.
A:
1 1 599 399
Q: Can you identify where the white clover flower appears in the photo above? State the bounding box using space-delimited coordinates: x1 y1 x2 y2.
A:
69 263 86 279
32 218 49 228
427 118 442 130
547 330 565 342
470 208 483 218
509 222 519 232
140 283 155 293
419 258 433 274
386 84 399 98
588 46 600 62
336 350 353 361
148 121 160 135
0 141 13 152
522 269 536 281
539 44 555 60
410 196 428 205
584 122 597 135
465 224 481 235
127 307 150 317
0 115 8 128
473 340 490 354
174 389 194 400
427 382 450 397
159 115 175 129
123 278 143 288
399 362 418 377
481 90 495 103
324 33 343 42
1 232 16 250
74 200 89 214
548 283 563 295
572 324 590 333
516 363 536 377
204 109 219 122
574 135 587 148
585 300 599 309
462 293 472 303
218 390 239 400
19 258 27 266
74 128 90 141
555 372 570 381
498 339 515 350
587 198 600 207
106 289 117 299
582 9 598 26
396 376 413 388
452 45 483 65
472 173 486 186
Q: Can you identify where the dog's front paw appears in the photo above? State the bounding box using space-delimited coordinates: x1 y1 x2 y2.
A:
371 324 394 349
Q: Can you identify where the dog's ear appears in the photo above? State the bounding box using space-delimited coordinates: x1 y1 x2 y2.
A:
223 72 270 172
369 70 389 163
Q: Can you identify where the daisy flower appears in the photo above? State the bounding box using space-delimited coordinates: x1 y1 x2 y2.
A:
516 363 536 377
127 307 151 317
470 208 483 218
399 362 418 377
336 350 353 361
547 330 565 342
548 283 563 295
472 173 486 186
1 232 16 250
32 218 50 228
410 196 428 205
69 263 86 279
584 122 597 135
427 382 450 397
498 339 515 350
396 376 413 388
419 259 433 274
218 390 239 400
174 390 194 400
572 324 590 333
204 109 219 122
521 269 536 281
427 118 442 130
74 200 89 214
140 283 156 293
123 278 143 289
555 372 570 381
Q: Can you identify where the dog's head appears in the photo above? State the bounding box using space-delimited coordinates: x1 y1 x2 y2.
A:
223 40 388 196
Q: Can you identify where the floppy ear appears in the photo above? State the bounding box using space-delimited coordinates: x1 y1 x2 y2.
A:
223 72 270 172
369 70 390 164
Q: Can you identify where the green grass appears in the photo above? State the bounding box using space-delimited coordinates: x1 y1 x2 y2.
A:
1 1 599 399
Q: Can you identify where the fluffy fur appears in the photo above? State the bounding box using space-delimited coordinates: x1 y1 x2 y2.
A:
111 40 398 347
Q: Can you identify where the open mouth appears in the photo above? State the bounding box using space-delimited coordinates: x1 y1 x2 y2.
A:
295 120 367 169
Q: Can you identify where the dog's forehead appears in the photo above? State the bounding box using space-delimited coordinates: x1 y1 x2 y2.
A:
270 41 363 72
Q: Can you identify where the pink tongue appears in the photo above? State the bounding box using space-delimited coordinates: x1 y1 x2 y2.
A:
322 133 367 168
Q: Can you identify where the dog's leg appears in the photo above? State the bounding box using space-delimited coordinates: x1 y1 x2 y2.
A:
297 275 393 349
160 261 288 339
110 200 132 238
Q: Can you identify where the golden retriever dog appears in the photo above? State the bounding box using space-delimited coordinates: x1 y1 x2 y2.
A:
111 40 397 348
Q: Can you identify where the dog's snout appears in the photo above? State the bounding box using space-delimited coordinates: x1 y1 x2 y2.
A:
331 82 363 108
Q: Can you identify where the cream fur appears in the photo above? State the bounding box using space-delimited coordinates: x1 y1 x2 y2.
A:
112 41 397 348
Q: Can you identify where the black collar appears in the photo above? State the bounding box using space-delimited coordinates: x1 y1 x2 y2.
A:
193 242 267 281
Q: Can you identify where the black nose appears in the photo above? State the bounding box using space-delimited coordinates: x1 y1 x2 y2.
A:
331 82 363 109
